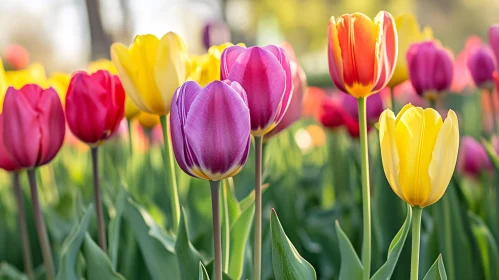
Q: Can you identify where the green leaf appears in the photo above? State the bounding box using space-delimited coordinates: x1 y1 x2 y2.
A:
108 187 127 269
336 220 363 280
199 262 210 280
228 202 255 279
56 204 95 280
123 198 179 280
482 139 499 169
423 255 448 280
205 261 233 280
470 213 499 280
83 234 125 280
0 263 28 280
175 208 203 280
271 209 316 280
239 183 270 212
371 205 412 280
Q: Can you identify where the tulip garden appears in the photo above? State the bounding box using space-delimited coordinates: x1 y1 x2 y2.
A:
1 8 499 280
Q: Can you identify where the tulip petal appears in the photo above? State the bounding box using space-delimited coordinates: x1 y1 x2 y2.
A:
220 45 247 80
395 107 443 206
183 81 250 180
0 114 18 171
327 17 346 92
372 11 398 92
379 109 403 201
37 87 65 166
433 48 454 91
424 110 459 207
489 25 499 66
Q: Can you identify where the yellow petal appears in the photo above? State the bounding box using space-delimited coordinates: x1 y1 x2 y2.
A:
125 97 140 120
137 111 160 129
88 59 117 74
154 32 191 114
379 109 404 201
395 103 414 124
423 110 459 207
6 63 48 89
0 59 7 113
48 72 71 103
395 107 443 206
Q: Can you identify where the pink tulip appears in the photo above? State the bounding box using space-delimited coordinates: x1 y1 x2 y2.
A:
490 25 499 67
170 80 250 181
467 46 496 90
0 114 19 171
407 41 454 99
220 45 292 136
458 136 492 177
451 36 482 92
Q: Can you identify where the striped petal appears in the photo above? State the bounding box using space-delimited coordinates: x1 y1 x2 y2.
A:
372 11 398 92
327 17 346 92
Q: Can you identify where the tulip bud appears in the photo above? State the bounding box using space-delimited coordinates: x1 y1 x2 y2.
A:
407 41 454 100
170 80 250 181
458 136 491 178
490 25 499 66
65 70 125 145
379 104 459 208
328 11 397 98
1 85 66 168
221 45 292 136
467 46 496 90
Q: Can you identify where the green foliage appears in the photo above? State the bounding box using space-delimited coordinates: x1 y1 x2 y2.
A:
82 234 124 280
423 255 448 280
199 262 210 280
335 221 363 280
175 208 203 280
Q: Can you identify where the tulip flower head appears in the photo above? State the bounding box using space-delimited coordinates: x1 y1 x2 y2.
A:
494 71 499 89
490 25 499 66
379 104 459 208
467 46 496 90
170 80 250 181
328 11 397 98
221 45 292 136
407 41 454 100
0 114 19 171
1 85 66 168
111 32 191 115
457 136 491 178
388 13 432 88
65 70 125 145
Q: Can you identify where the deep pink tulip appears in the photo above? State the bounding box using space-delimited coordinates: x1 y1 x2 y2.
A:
467 46 496 90
1 85 65 168
452 36 482 92
490 25 499 66
66 70 125 145
264 43 307 140
407 41 454 99
221 45 292 136
170 80 251 181
0 114 19 171
458 136 491 177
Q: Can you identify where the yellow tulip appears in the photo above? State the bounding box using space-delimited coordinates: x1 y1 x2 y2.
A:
379 104 459 208
388 13 432 88
87 59 140 119
0 59 7 113
137 111 160 129
6 63 48 89
48 72 71 102
111 32 191 115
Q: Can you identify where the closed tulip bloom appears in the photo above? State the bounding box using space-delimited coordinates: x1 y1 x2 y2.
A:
111 32 191 115
66 70 125 145
388 13 432 88
467 46 496 90
379 104 459 207
328 11 397 98
458 136 491 178
170 80 250 181
490 25 499 66
407 41 454 100
221 45 292 136
0 114 19 171
1 85 65 168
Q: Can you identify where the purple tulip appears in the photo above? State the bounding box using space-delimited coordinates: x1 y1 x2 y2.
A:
202 21 231 50
458 136 492 178
467 46 496 89
170 80 251 181
221 45 293 136
407 41 454 99
490 25 499 67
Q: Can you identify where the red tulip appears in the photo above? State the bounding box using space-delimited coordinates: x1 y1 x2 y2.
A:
65 70 125 145
1 85 65 168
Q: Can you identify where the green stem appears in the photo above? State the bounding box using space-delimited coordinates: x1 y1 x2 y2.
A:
127 119 133 156
27 169 55 280
210 181 222 280
488 89 498 135
91 147 107 252
13 173 34 280
390 86 396 112
160 115 181 232
222 180 230 273
410 206 422 280
253 136 263 280
358 97 371 280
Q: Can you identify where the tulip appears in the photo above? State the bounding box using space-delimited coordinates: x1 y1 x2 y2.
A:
452 36 483 92
137 111 160 129
265 43 307 140
48 72 71 103
190 43 242 87
328 11 397 98
490 25 499 66
0 60 7 113
5 63 47 90
221 45 292 136
170 80 250 280
388 13 432 88
65 70 125 144
467 46 496 90
111 32 191 115
2 85 65 168
458 136 491 178
407 41 454 100
494 71 499 89
0 114 18 171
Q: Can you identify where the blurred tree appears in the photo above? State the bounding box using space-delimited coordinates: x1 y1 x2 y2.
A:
84 0 112 59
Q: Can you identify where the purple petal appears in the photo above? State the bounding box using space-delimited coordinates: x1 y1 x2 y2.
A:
220 45 247 80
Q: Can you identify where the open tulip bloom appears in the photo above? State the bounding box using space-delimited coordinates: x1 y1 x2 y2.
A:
170 80 250 280
379 104 459 280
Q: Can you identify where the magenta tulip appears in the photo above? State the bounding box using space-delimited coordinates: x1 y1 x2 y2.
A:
1 85 65 168
407 41 454 99
458 136 492 178
170 80 250 181
490 25 499 66
220 45 292 136
467 46 496 89
0 114 19 171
